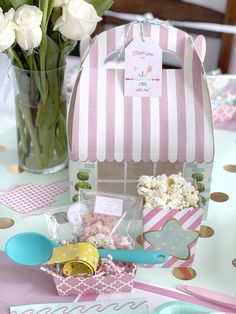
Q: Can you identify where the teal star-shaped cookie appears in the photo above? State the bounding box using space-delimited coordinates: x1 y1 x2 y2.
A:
144 219 198 260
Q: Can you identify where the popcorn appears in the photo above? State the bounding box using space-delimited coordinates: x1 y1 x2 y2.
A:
138 175 157 189
137 173 199 210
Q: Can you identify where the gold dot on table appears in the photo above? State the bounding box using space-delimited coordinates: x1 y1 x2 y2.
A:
0 217 14 229
136 234 144 246
210 192 229 202
6 165 24 174
223 165 236 173
172 267 197 280
232 259 236 268
198 225 214 238
0 145 6 153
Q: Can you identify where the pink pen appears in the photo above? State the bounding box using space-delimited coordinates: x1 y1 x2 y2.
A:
177 285 236 310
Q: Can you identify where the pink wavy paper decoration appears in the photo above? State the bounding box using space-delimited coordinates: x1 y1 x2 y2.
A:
10 300 148 314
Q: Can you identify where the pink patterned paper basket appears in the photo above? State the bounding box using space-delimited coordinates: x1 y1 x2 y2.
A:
143 207 203 268
41 264 137 296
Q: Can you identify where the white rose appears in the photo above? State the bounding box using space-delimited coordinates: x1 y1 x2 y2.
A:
14 5 42 52
0 8 16 52
54 0 102 41
54 0 69 7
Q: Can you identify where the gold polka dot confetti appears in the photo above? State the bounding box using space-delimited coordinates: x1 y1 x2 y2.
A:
232 258 236 268
136 234 144 246
0 145 6 153
210 192 229 202
198 225 214 238
172 267 197 280
0 217 14 229
6 165 24 174
223 164 236 173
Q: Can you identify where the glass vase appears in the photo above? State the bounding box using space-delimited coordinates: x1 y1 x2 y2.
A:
13 66 68 174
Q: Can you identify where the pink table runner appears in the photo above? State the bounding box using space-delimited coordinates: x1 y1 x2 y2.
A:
0 251 74 313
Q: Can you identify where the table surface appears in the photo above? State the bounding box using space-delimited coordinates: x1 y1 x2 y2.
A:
0 56 236 311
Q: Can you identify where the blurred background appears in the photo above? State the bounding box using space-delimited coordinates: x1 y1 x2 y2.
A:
96 0 236 74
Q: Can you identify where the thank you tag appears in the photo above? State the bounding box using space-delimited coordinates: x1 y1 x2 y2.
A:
125 38 162 97
94 196 123 217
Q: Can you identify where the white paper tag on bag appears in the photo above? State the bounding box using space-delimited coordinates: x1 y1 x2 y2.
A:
94 196 123 217
124 38 162 97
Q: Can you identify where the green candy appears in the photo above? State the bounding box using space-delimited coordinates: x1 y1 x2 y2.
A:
192 172 204 182
77 171 89 181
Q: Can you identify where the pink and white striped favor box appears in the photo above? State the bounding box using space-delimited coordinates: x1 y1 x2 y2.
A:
143 207 203 268
68 22 214 221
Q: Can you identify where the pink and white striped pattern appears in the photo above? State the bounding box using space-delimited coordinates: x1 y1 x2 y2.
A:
143 207 203 268
69 23 214 163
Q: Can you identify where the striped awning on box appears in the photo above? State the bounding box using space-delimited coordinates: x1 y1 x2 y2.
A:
69 23 214 163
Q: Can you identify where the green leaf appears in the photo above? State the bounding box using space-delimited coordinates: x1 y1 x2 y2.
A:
10 0 33 9
39 0 50 32
46 0 55 26
58 39 77 67
0 0 11 11
91 0 113 16
51 31 60 45
45 35 60 112
51 6 61 27
46 35 59 70
85 0 96 6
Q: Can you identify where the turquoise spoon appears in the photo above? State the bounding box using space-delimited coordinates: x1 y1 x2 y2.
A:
5 232 57 266
5 232 168 266
99 249 167 264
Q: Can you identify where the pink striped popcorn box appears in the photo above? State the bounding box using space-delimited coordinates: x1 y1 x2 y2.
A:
41 264 137 296
142 207 203 268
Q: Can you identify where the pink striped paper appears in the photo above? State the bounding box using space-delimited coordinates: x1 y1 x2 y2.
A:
143 207 203 268
69 23 214 164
